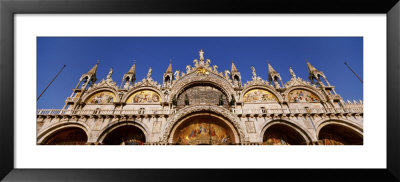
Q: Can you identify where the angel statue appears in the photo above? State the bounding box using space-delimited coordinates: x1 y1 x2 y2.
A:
147 67 152 79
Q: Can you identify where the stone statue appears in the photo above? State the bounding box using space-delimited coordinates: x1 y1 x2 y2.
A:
199 49 204 60
205 59 211 67
106 68 113 80
186 65 191 73
147 67 152 79
174 70 180 79
289 66 296 78
213 65 218 72
251 66 257 80
193 59 199 67
224 70 230 80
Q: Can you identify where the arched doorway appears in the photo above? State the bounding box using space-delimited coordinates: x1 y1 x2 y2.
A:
102 125 146 145
263 124 308 145
318 124 363 145
44 127 88 145
171 113 237 145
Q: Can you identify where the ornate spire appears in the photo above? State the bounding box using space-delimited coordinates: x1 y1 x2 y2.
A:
267 62 278 75
127 60 136 74
86 60 99 76
289 66 296 78
231 61 238 73
165 60 173 73
306 59 318 73
267 62 283 88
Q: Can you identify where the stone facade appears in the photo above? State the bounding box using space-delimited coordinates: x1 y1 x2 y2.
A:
37 50 363 145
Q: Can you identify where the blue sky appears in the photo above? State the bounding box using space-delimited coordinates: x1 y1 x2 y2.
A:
37 37 363 109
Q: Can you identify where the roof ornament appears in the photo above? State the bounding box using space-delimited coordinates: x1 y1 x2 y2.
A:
289 66 296 78
251 66 257 80
147 67 152 79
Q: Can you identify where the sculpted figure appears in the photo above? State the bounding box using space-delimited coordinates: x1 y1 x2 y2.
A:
199 49 204 60
186 65 191 73
106 67 113 80
224 70 230 80
174 70 180 79
205 59 211 67
213 65 218 72
193 59 199 67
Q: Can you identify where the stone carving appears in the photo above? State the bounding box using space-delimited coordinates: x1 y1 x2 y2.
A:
289 66 296 78
106 68 113 80
186 65 191 73
147 67 152 79
224 70 230 80
193 59 199 67
213 65 218 72
205 59 211 67
199 49 204 60
174 70 180 80
251 66 257 80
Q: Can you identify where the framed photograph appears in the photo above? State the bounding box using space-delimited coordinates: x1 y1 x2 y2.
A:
1 0 399 181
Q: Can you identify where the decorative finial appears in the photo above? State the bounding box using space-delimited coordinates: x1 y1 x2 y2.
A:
134 60 136 64
289 66 296 78
96 60 100 64
169 59 172 64
147 67 152 79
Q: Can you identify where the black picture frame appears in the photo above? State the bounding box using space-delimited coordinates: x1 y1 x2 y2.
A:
1 0 399 181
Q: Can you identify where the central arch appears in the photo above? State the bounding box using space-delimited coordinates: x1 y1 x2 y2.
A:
170 113 238 145
163 105 247 144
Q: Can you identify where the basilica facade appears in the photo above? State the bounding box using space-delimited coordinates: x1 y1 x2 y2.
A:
36 50 363 145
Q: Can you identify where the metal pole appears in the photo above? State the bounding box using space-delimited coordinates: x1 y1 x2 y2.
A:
37 64 66 101
344 62 363 84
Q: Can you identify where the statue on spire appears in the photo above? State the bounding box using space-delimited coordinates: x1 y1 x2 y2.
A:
199 49 204 60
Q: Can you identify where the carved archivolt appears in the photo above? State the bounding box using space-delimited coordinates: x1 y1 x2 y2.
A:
37 122 91 144
259 119 315 142
169 71 235 102
315 119 363 138
96 120 150 143
161 105 248 144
